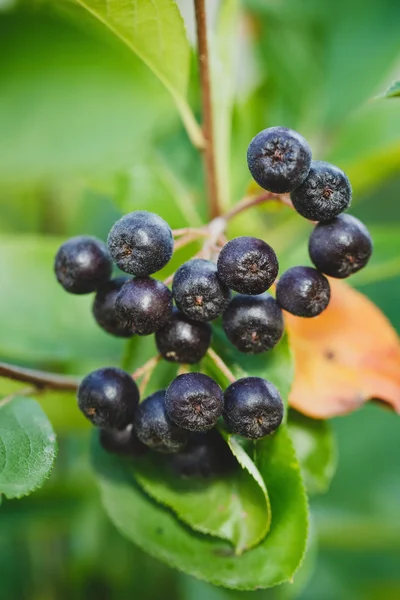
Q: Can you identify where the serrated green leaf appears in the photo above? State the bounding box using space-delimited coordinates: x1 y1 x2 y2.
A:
288 409 337 496
93 418 308 589
131 438 270 554
384 81 400 98
73 0 203 146
0 397 57 499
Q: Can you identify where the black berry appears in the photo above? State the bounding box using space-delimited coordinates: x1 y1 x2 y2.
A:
172 259 231 322
165 372 224 432
92 277 133 337
309 214 373 278
247 126 312 193
223 377 283 439
291 160 351 222
78 367 139 429
115 277 173 335
155 308 212 364
168 431 236 478
134 390 189 453
107 211 173 276
276 266 330 318
217 236 279 295
222 293 284 354
99 425 147 457
54 236 112 294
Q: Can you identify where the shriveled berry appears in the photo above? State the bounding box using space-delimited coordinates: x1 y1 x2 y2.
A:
115 277 173 335
78 367 139 429
291 160 351 222
54 235 112 294
172 259 230 322
134 390 189 453
155 308 212 364
92 277 133 337
165 373 224 432
247 126 312 193
222 293 284 354
107 211 173 276
309 214 373 278
168 430 236 478
217 236 279 295
223 377 283 439
99 425 147 457
276 266 330 318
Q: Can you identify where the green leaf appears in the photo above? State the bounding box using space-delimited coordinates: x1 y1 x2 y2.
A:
73 0 203 147
210 0 240 209
130 437 270 554
288 409 337 496
0 397 57 499
384 81 400 98
93 422 308 590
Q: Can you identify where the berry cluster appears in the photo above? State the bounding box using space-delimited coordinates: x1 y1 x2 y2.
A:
247 126 373 316
53 125 372 475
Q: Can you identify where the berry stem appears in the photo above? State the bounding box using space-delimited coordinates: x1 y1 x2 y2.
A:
207 348 236 384
172 228 209 238
0 386 37 409
223 191 293 222
0 361 80 392
194 0 221 220
132 355 161 382
173 232 202 252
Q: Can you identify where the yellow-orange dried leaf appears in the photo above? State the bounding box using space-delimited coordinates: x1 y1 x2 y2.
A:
286 280 400 418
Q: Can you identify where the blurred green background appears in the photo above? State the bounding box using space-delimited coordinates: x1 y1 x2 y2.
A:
0 0 400 598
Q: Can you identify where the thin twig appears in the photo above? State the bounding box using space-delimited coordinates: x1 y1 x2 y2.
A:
132 355 161 382
0 361 80 392
172 228 208 238
163 273 175 287
177 364 190 376
194 0 220 219
207 348 236 384
223 191 292 222
0 386 37 409
173 232 202 252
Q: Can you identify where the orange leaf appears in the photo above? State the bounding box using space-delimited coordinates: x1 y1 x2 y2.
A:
286 280 400 418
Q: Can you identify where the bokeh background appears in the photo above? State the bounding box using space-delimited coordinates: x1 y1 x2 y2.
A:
0 0 400 598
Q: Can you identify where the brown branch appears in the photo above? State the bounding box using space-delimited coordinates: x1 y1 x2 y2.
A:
223 191 293 222
194 0 220 219
0 361 80 392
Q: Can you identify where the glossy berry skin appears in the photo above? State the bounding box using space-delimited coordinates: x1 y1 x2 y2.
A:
172 259 231 322
217 236 279 295
168 430 236 478
78 367 139 429
291 160 351 222
309 214 373 278
155 308 212 364
134 390 189 453
222 293 284 354
115 277 173 335
99 425 147 457
165 372 224 432
92 277 133 337
223 377 283 439
107 211 173 276
276 266 330 318
247 126 312 194
54 236 112 294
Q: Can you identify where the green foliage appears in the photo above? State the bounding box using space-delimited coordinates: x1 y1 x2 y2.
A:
384 81 400 98
0 397 57 499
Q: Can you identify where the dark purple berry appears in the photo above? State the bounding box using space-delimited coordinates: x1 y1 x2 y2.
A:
99 425 147 457
309 214 373 278
247 126 312 194
291 160 351 222
168 431 236 478
155 308 212 364
223 377 283 439
217 236 279 295
54 236 112 294
92 277 133 337
78 367 139 429
115 277 173 335
276 266 330 318
165 373 224 432
172 259 231 322
222 293 284 354
134 390 189 453
107 211 173 276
